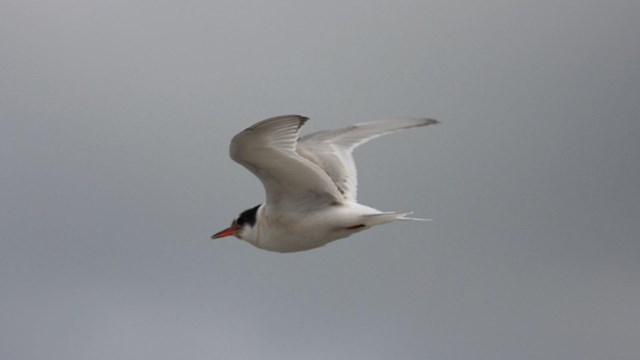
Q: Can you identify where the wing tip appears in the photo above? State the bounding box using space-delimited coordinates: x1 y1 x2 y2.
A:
416 118 440 126
296 115 309 128
244 114 309 131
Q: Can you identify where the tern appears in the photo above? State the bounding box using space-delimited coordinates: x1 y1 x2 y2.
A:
211 115 439 252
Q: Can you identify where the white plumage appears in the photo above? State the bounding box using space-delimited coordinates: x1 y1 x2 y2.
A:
212 115 439 252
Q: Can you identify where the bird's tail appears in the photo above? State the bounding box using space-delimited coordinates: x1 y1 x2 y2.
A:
363 212 431 226
396 212 431 222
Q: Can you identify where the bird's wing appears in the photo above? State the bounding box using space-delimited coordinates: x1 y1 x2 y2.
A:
230 115 343 211
297 118 439 201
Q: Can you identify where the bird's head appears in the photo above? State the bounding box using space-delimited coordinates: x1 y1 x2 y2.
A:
211 204 261 242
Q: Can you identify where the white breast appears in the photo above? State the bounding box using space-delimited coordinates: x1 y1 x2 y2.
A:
245 203 380 252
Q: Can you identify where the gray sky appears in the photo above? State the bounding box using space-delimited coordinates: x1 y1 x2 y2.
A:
2 1 639 359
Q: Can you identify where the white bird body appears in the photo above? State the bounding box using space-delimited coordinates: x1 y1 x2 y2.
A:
212 115 438 253
242 202 404 252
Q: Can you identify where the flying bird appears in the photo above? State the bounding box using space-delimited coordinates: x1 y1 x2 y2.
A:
212 115 439 252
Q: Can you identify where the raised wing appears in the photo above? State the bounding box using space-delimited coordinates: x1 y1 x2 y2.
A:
230 115 343 211
297 118 439 201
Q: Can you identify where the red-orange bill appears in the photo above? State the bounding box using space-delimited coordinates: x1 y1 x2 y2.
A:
211 227 237 239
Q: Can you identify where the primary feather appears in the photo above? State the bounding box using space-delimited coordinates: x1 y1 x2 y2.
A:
297 118 439 201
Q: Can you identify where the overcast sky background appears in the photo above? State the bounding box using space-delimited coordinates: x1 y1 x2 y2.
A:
2 1 639 359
